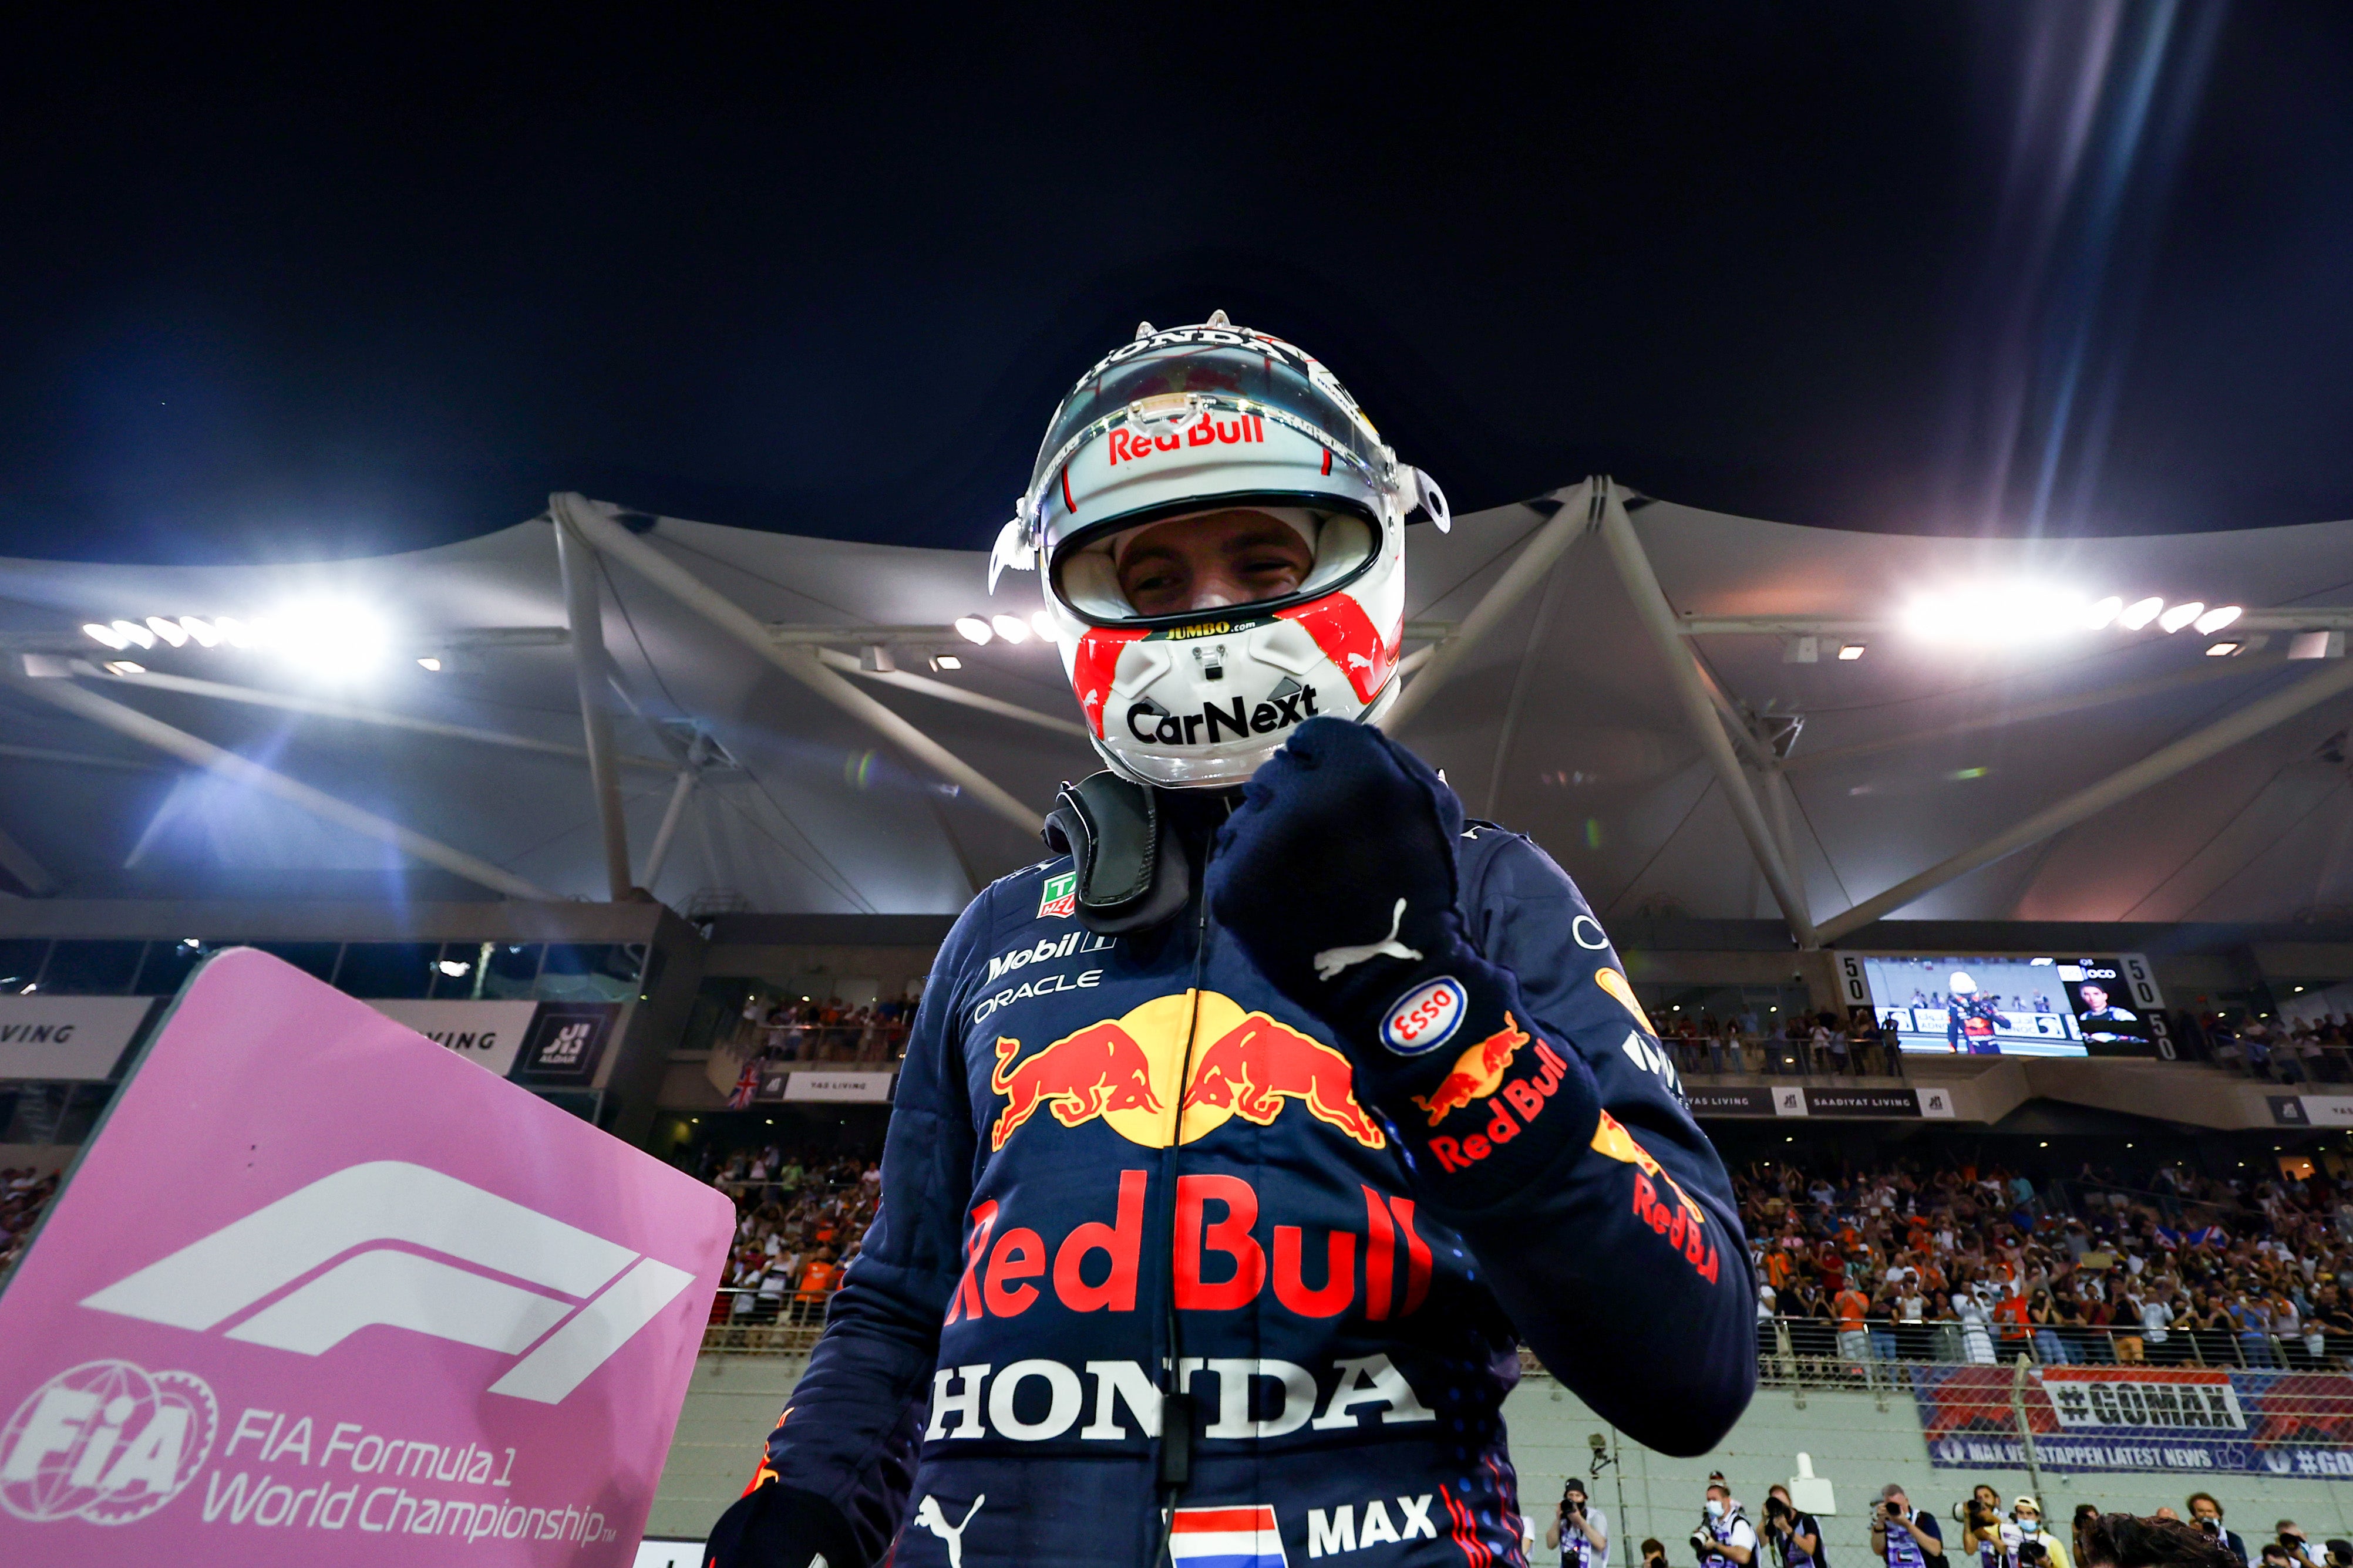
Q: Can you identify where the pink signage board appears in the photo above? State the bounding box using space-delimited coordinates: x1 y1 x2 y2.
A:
0 948 735 1565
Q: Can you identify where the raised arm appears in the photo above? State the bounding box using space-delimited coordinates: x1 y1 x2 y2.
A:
1207 719 1755 1456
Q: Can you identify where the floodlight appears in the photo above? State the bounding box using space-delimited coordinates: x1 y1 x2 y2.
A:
1901 585 2089 643
2205 642 2240 657
103 660 146 676
2193 605 2242 635
83 622 128 649
2118 596 2164 630
2085 596 2123 629
253 598 391 675
435 959 470 977
112 619 155 649
213 615 255 648
178 616 220 647
2157 601 2204 633
990 613 1031 643
145 616 189 647
417 656 443 672
1837 643 1866 660
953 615 994 645
930 653 963 672
1031 610 1055 640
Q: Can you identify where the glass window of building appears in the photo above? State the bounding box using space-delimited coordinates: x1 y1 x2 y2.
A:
39 940 145 994
480 943 543 1000
250 942 341 983
0 939 47 992
336 943 440 999
538 943 643 1002
134 939 214 996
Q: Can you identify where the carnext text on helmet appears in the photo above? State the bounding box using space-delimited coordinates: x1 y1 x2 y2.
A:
1129 686 1318 747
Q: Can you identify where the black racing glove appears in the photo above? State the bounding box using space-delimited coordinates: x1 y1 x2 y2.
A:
1207 718 1598 1202
704 1482 861 1568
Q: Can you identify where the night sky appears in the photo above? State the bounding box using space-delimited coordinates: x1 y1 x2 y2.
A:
5 5 2350 565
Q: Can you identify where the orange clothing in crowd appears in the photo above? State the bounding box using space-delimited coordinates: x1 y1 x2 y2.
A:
1834 1287 1870 1331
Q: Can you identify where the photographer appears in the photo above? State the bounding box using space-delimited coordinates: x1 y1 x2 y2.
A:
1695 1482 1759 1568
1645 1539 1671 1568
1763 1484 1824 1568
1549 1478 1611 1568
1958 1485 2019 1568
2185 1496 2248 1568
2016 1498 2071 1568
1873 1485 1947 1568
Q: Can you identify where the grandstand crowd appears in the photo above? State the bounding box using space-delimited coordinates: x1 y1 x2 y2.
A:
0 1165 59 1282
1743 1153 2353 1370
728 993 914 1065
701 1144 883 1324
2208 1013 2353 1085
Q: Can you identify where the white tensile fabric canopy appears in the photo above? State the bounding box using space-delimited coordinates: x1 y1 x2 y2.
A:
1 485 2349 935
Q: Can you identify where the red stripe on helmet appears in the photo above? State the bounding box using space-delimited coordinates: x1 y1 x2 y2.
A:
1274 595 1401 706
1320 447 1333 476
1060 464 1077 515
1070 626 1147 739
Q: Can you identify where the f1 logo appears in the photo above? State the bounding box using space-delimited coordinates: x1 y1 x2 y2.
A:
79 1161 693 1404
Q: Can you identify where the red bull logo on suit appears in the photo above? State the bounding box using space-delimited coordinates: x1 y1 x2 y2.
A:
990 992 1385 1152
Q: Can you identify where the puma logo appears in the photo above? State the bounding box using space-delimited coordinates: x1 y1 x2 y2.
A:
915 1493 985 1567
1312 897 1424 982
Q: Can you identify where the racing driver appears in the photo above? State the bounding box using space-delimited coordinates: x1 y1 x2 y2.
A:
707 315 1756 1568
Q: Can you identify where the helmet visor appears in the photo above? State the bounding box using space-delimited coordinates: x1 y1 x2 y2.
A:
1028 329 1388 516
1052 504 1378 628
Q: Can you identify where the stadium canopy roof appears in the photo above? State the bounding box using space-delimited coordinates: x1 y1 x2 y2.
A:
4 483 2352 943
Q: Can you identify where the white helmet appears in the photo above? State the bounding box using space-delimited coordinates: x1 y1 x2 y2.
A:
989 314 1448 788
1950 970 1979 997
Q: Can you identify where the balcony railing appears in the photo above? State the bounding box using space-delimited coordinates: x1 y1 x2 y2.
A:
697 1309 2353 1381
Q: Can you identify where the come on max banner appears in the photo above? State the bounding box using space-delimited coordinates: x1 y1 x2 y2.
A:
0 948 735 1566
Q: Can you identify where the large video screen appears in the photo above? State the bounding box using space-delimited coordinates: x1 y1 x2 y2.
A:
1843 953 2167 1057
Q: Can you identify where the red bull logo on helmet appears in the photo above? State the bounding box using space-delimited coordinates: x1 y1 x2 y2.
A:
990 992 1385 1152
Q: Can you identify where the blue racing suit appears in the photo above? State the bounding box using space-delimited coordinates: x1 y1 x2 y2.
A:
760 810 1755 1567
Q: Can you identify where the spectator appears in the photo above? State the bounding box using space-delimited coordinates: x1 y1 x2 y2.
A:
2185 1496 2247 1568
1835 1279 1871 1365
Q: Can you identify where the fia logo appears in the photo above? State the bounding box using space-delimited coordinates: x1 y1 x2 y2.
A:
0 1360 218 1525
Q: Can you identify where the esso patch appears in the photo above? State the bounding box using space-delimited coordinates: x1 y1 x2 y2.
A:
1382 977 1466 1057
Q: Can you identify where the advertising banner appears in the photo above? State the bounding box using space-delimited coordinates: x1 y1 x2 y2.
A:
0 996 157 1080
1684 1086 1958 1119
1914 1364 2353 1476
1684 1086 1778 1117
780 1069 895 1104
0 949 735 1565
511 1003 621 1087
363 1000 541 1081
